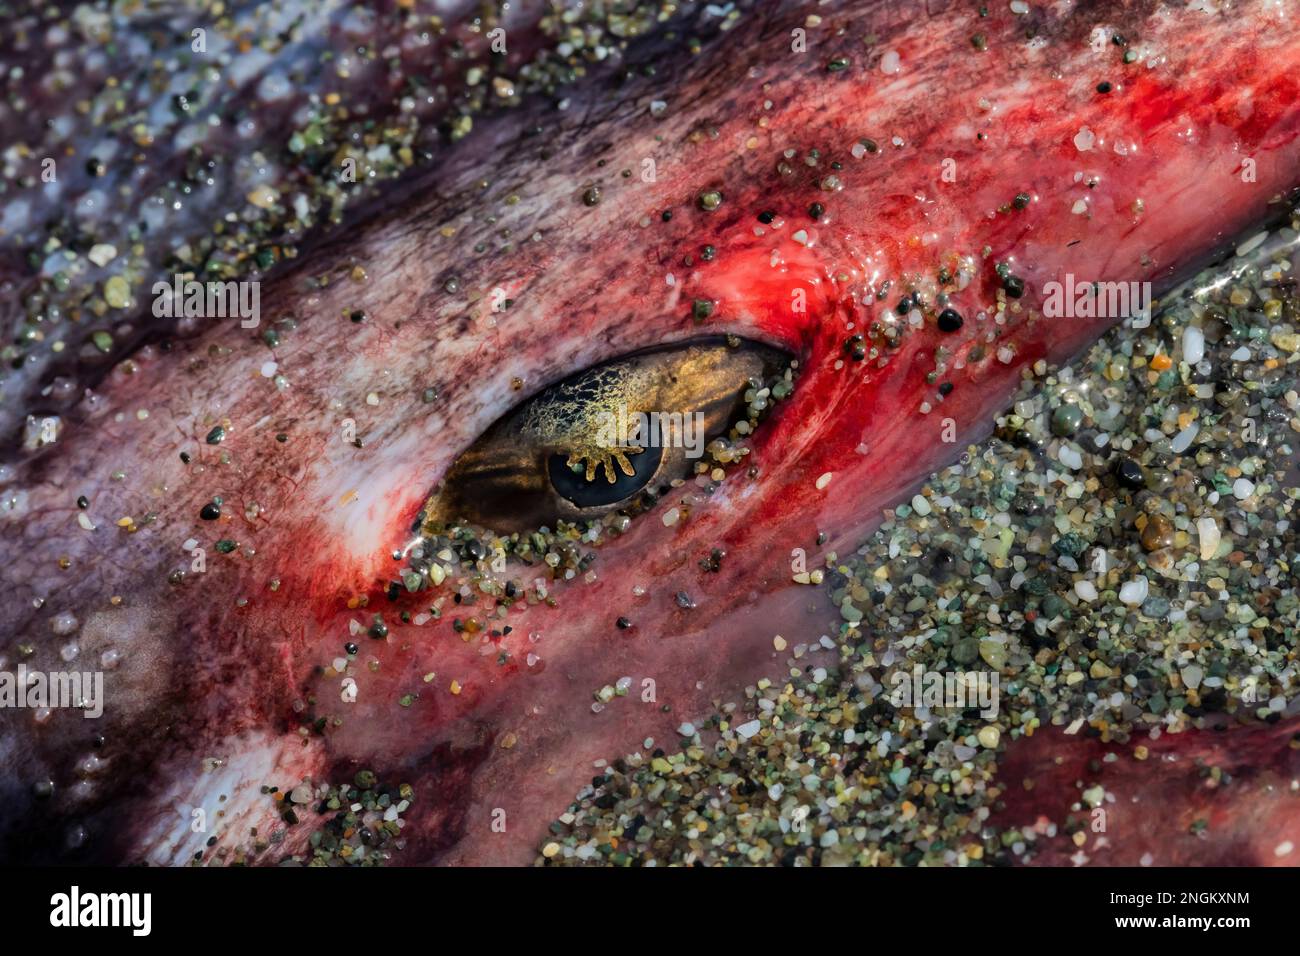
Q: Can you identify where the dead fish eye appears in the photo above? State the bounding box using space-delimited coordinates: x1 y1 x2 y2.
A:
547 445 663 509
419 337 791 536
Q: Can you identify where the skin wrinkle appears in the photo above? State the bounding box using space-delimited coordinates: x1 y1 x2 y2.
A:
0 0 1298 865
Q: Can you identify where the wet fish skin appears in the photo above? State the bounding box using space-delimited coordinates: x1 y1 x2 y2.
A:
0 0 1299 866
994 716 1300 867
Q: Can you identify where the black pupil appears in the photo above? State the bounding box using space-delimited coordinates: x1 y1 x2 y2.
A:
548 444 664 508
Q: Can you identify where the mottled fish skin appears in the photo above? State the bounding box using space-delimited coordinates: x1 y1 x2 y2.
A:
1 0 1299 867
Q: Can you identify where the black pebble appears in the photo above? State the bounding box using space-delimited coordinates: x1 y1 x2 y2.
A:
1114 456 1146 489
77 496 88 509
200 502 221 521
937 308 964 332
1003 275 1025 298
